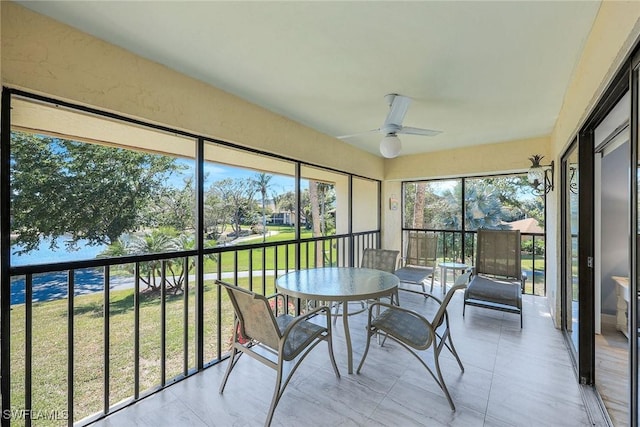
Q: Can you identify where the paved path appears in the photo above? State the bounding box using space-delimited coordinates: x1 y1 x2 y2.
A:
11 268 287 305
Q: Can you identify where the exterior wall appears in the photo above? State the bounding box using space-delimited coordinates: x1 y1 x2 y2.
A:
0 2 383 184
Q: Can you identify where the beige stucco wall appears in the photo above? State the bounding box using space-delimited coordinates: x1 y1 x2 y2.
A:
0 2 383 183
545 1 640 326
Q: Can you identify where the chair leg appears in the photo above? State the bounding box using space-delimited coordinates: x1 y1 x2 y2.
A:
433 346 456 411
332 302 340 325
265 360 285 427
356 328 374 373
326 336 341 378
520 311 523 328
219 346 240 394
443 330 464 372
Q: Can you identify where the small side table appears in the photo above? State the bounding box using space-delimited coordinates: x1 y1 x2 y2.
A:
438 262 470 294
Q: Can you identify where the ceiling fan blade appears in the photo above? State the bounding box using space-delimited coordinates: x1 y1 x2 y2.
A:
382 95 412 128
397 126 442 136
336 129 380 139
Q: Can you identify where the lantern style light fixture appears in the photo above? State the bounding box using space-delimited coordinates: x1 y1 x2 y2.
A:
379 134 401 158
527 154 554 194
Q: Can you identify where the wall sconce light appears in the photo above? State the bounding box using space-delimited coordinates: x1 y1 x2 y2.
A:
527 154 554 194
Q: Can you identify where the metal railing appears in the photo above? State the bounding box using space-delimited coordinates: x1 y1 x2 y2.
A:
401 228 546 296
7 230 380 426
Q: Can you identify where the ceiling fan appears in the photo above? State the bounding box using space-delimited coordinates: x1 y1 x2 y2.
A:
338 93 441 158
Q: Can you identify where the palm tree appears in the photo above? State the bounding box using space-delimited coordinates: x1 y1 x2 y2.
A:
129 229 180 290
463 181 504 230
252 173 273 242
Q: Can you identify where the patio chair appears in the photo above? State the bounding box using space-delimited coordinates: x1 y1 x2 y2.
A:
357 271 471 410
360 247 400 273
394 231 438 294
332 248 400 322
216 280 340 427
463 229 525 327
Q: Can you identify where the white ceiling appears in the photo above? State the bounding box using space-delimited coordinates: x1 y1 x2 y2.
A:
16 1 601 158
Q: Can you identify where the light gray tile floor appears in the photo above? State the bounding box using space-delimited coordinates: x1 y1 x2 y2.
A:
90 288 594 426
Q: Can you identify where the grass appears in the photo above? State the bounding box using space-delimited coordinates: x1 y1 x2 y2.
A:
9 277 277 425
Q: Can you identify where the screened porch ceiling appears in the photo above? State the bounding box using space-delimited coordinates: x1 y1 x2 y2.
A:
15 1 601 158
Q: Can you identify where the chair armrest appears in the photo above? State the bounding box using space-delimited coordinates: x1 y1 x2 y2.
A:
367 301 431 325
280 305 333 338
397 287 444 305
266 293 287 316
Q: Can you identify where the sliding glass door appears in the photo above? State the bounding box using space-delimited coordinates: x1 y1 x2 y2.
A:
562 143 580 356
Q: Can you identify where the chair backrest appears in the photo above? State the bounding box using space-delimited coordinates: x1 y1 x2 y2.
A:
361 248 399 273
432 270 471 328
475 229 521 279
216 280 282 351
405 232 437 267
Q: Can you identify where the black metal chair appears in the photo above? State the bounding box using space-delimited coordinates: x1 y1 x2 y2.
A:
216 280 340 427
357 271 471 410
463 229 525 327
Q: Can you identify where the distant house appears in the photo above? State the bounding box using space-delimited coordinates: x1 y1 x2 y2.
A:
504 218 544 234
270 212 294 225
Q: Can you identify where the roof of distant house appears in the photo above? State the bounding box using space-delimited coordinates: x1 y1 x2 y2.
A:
504 218 544 234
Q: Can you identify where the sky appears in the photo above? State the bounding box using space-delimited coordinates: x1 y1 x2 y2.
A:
170 158 297 194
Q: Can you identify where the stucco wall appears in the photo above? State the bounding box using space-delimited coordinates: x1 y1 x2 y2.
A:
546 1 640 326
0 2 383 182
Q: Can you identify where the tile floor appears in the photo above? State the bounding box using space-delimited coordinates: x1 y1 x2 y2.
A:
91 289 596 426
596 322 629 427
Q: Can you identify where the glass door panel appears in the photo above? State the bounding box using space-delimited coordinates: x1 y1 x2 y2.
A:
564 144 579 354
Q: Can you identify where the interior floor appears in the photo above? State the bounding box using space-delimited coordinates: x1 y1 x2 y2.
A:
596 321 629 427
89 289 595 426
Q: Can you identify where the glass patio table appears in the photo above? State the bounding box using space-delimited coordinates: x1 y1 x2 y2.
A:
276 267 399 374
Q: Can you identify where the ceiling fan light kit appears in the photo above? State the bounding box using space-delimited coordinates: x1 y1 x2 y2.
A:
338 93 441 158
380 134 401 158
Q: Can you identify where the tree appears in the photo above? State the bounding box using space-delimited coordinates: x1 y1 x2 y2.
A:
10 131 181 253
128 228 180 291
144 176 195 232
252 173 273 242
203 191 230 239
307 181 323 266
99 228 218 294
412 182 426 228
208 178 256 239
463 181 505 230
